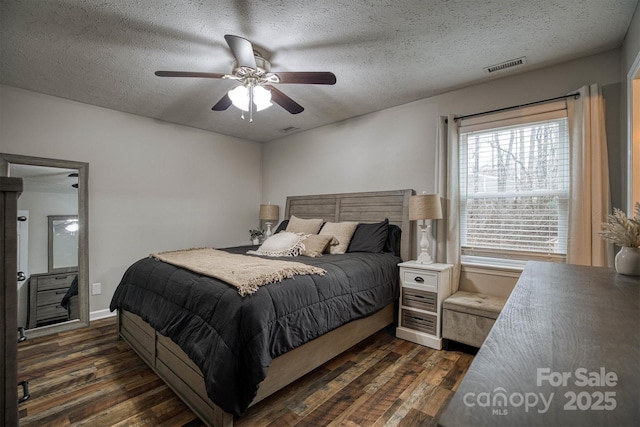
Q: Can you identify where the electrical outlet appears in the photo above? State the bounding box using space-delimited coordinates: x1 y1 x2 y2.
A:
92 282 101 295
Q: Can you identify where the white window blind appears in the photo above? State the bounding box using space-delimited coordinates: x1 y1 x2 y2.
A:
459 108 569 260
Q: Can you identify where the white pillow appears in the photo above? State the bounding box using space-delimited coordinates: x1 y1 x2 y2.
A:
247 231 306 257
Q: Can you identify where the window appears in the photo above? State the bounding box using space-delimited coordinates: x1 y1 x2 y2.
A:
459 104 569 262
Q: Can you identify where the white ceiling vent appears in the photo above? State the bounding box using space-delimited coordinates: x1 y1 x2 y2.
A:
280 126 300 133
484 57 527 74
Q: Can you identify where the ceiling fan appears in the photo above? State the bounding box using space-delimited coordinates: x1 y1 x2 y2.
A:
155 34 336 121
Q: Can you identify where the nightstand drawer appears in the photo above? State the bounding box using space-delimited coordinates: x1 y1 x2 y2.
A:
402 288 437 312
401 310 436 335
37 289 68 307
37 273 76 291
402 269 438 290
37 304 67 322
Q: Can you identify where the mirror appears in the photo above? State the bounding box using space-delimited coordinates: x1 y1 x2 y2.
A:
0 153 89 338
48 214 79 272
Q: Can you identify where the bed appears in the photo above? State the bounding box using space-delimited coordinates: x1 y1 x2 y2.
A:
110 189 415 426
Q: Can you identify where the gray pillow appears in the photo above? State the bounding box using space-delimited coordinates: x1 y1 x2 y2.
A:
347 219 389 253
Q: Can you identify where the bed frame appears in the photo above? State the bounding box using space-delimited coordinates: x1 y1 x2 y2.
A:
117 189 415 426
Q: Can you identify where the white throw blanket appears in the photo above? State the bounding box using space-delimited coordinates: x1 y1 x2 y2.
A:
151 248 326 296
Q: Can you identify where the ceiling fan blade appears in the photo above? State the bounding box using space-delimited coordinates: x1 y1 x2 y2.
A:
224 34 257 69
273 72 336 85
212 93 232 111
155 71 226 79
265 85 304 114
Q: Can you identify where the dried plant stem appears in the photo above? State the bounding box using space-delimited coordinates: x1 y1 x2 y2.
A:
599 202 640 248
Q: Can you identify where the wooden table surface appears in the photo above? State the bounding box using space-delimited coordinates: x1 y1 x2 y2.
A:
438 261 640 427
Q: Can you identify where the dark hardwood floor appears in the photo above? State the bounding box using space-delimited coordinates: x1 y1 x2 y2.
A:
17 316 473 426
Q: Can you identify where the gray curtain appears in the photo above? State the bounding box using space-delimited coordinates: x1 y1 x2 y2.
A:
436 114 461 292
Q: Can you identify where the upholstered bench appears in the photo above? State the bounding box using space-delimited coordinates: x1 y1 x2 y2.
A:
442 291 507 348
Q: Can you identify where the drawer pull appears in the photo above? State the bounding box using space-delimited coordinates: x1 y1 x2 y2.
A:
414 276 424 283
18 380 30 403
17 327 27 343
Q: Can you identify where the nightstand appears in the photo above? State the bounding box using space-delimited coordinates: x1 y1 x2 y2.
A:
396 261 453 350
28 270 77 328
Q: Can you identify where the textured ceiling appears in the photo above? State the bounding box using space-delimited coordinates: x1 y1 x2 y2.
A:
1 0 637 142
10 164 78 194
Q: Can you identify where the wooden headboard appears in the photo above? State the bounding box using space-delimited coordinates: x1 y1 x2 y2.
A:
284 189 415 261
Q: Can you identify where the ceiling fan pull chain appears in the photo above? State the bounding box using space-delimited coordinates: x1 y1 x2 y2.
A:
249 86 254 123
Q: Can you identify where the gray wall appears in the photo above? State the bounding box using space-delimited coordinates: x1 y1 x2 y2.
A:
264 49 623 208
262 49 625 295
0 85 263 314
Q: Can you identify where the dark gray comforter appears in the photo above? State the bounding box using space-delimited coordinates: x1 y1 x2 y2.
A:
109 246 400 416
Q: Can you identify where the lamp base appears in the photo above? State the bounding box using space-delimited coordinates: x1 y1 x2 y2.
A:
416 252 434 264
416 223 434 264
265 222 273 237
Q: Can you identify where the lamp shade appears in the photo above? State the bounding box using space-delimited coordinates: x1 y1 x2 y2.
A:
259 204 279 221
252 86 273 111
228 85 273 112
409 194 442 221
228 85 249 111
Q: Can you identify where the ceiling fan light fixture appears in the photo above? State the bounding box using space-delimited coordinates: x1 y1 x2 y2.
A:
228 84 272 113
65 220 79 233
228 85 250 111
253 85 272 111
156 35 336 118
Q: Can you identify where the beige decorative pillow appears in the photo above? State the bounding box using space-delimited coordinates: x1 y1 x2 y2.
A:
319 221 358 254
285 215 324 234
301 234 336 257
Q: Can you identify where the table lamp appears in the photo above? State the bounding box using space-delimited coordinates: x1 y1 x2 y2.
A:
409 193 443 264
259 203 279 237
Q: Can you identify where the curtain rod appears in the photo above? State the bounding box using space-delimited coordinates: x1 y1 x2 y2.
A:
449 92 580 123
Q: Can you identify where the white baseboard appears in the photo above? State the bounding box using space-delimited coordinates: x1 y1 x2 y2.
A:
90 308 115 321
